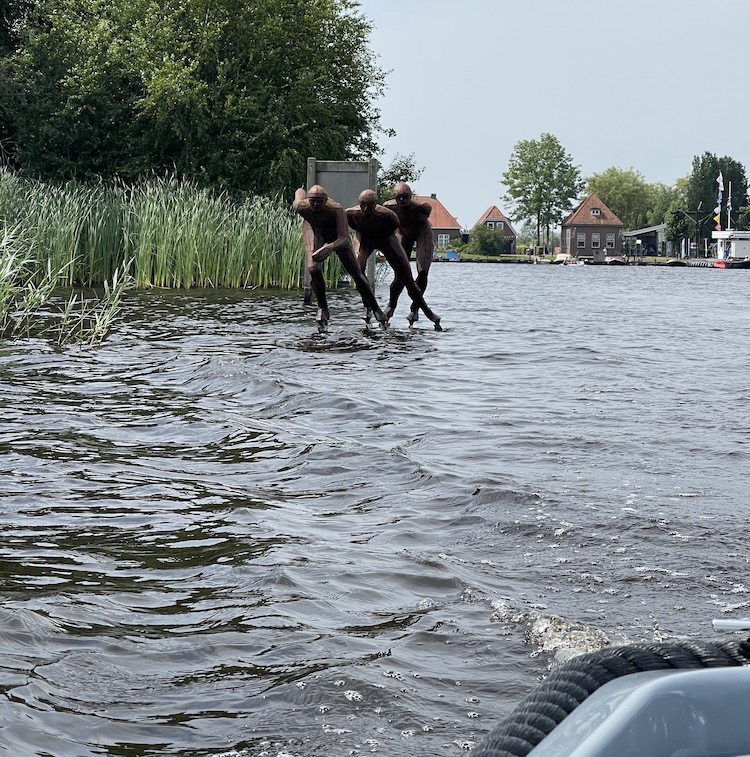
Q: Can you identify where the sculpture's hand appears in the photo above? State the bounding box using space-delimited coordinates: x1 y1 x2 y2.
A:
312 246 330 263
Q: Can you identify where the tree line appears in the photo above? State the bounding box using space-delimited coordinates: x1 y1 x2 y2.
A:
491 134 749 256
0 0 390 197
1 0 746 260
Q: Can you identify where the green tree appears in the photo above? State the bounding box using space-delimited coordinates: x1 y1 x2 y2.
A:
463 225 510 257
645 181 681 226
502 133 583 248
585 167 651 230
585 168 684 230
0 0 33 55
0 0 34 164
684 152 748 239
376 152 423 203
663 205 693 246
6 0 389 195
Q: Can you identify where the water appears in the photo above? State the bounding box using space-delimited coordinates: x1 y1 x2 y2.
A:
1 263 749 756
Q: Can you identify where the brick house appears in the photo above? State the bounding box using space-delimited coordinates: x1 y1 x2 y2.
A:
561 194 623 263
416 194 462 251
472 205 517 254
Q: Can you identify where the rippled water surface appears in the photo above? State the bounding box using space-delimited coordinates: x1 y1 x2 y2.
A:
1 263 749 756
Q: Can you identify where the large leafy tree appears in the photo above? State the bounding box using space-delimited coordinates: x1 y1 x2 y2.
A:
684 152 748 238
586 167 682 230
376 152 423 203
586 167 648 230
662 178 692 245
5 0 388 195
0 0 33 54
646 181 681 227
502 133 583 247
0 0 34 164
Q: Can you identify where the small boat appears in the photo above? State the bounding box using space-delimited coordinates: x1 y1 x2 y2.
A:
604 255 628 266
714 257 750 269
473 620 750 756
552 253 574 265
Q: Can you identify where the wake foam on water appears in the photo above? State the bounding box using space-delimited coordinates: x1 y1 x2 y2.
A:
490 600 612 667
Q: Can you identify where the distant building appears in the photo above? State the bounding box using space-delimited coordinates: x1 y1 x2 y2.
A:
712 230 750 260
561 194 623 263
415 194 462 251
471 205 517 254
622 224 667 257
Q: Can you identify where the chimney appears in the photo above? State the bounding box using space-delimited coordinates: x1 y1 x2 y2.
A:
430 193 436 199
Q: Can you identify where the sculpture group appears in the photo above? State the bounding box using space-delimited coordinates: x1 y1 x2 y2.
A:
293 183 441 333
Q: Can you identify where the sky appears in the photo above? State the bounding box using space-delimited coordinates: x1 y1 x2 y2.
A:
355 0 750 231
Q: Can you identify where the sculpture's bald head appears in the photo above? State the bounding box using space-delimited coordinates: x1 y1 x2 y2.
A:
358 189 377 214
307 185 328 209
393 182 412 205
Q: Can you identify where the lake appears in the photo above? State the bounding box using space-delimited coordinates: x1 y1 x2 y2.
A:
1 262 748 756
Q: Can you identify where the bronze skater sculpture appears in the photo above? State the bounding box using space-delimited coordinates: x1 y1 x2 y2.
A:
346 190 442 331
293 186 388 332
383 182 435 324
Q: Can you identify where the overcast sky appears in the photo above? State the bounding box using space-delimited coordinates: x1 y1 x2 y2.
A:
356 0 749 231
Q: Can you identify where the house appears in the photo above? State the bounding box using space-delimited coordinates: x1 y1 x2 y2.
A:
561 194 623 263
416 193 462 251
472 205 517 254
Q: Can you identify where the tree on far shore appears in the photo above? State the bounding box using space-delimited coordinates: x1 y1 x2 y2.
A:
376 152 423 203
502 133 583 249
585 167 681 231
685 152 748 235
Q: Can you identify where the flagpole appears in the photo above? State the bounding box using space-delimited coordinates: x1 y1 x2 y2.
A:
727 181 733 231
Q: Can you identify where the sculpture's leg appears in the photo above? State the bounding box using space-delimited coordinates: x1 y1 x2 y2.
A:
337 248 388 330
309 265 329 331
382 236 441 331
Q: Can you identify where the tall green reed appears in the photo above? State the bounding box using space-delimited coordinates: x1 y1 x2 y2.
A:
0 170 344 291
0 220 132 345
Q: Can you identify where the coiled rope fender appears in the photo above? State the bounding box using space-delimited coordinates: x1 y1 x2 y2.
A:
472 638 750 757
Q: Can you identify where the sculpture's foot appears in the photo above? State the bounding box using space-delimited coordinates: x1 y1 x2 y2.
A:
362 307 372 324
375 310 389 330
432 316 443 332
384 304 396 321
407 309 418 326
316 307 330 332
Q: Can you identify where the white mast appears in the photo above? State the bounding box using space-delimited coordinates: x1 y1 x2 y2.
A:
727 181 733 232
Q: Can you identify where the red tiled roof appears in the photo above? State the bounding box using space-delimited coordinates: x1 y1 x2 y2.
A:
472 205 517 235
415 195 461 231
563 194 623 227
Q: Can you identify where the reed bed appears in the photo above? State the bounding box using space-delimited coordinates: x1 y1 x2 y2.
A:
0 171 342 291
0 223 130 346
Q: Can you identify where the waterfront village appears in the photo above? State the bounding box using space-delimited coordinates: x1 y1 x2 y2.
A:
420 192 750 268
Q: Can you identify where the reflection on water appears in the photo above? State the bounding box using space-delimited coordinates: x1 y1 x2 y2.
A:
1 264 749 755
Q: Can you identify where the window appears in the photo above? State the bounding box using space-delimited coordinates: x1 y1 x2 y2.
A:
606 233 616 248
496 221 504 230
592 233 600 249
486 222 494 229
591 208 601 216
577 233 586 248
437 233 450 249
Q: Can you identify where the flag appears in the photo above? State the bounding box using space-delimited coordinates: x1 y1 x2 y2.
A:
717 171 724 193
